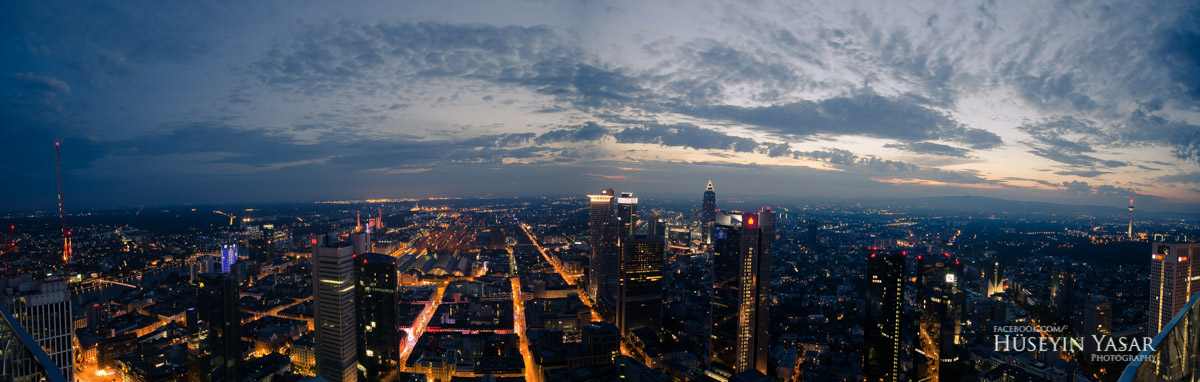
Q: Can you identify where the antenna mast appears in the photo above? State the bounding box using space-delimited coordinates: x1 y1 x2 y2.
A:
55 142 71 278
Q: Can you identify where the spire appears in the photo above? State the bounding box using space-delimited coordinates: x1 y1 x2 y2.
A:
356 210 362 232
706 180 714 192
1128 198 1135 239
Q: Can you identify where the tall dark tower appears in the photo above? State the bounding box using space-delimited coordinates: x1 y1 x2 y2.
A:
710 207 774 375
865 250 905 382
702 181 716 244
617 235 664 336
187 273 241 382
589 189 619 300
915 253 965 382
617 192 639 237
356 253 400 382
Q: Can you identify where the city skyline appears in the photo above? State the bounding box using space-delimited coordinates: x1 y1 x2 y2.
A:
4 0 1200 212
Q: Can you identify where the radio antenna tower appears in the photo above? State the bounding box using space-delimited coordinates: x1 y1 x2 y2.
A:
55 142 72 278
1128 199 1135 239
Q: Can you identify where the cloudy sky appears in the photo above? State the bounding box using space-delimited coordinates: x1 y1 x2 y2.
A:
3 0 1200 211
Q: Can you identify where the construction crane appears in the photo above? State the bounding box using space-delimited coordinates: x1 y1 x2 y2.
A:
55 142 72 278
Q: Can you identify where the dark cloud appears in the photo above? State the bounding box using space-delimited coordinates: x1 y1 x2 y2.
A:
1156 172 1200 183
612 123 759 152
1156 9 1200 101
1054 169 1109 178
883 142 971 157
1119 108 1200 165
791 148 991 185
1011 73 1097 110
536 122 609 143
1058 180 1155 201
1018 117 1127 173
675 91 1002 149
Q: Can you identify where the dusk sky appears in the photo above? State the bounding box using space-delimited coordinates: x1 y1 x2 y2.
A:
4 0 1200 211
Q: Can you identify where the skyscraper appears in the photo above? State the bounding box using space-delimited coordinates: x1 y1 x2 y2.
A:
701 181 716 244
1050 268 1074 319
1084 295 1112 349
1149 241 1200 336
220 243 238 273
187 273 241 382
312 234 358 382
355 253 399 382
865 250 905 382
617 192 638 237
0 276 73 381
710 207 774 374
589 189 619 300
617 235 664 336
915 253 965 382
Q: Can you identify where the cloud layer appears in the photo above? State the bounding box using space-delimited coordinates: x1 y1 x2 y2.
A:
2 0 1199 210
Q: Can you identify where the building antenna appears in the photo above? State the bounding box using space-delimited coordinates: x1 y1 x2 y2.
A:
55 142 72 278
5 224 13 271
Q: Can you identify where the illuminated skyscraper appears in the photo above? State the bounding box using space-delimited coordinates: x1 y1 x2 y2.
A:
618 235 664 336
355 253 399 382
0 276 73 381
701 181 716 244
187 273 241 382
915 253 965 382
617 192 638 237
1149 241 1200 336
589 189 619 300
312 234 358 382
1050 269 1074 319
865 250 905 382
220 244 238 273
710 207 774 374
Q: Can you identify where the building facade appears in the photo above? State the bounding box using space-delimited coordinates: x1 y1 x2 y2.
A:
865 250 905 382
0 277 73 382
1149 241 1200 337
617 235 664 336
589 189 619 300
356 253 400 382
710 207 774 375
312 234 358 382
187 273 241 382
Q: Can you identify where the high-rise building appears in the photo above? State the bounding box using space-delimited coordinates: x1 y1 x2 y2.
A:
617 192 638 237
1149 241 1200 336
865 250 905 382
0 276 73 381
806 219 819 247
220 244 238 273
350 231 371 255
589 189 619 300
710 207 774 374
312 234 358 382
701 181 716 244
647 214 666 238
1084 295 1112 338
187 273 241 382
915 253 965 382
355 253 399 382
1050 269 1074 319
246 236 271 264
618 235 664 336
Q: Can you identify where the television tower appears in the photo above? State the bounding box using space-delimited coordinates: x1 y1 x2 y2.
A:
55 142 72 278
1128 199 1135 239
